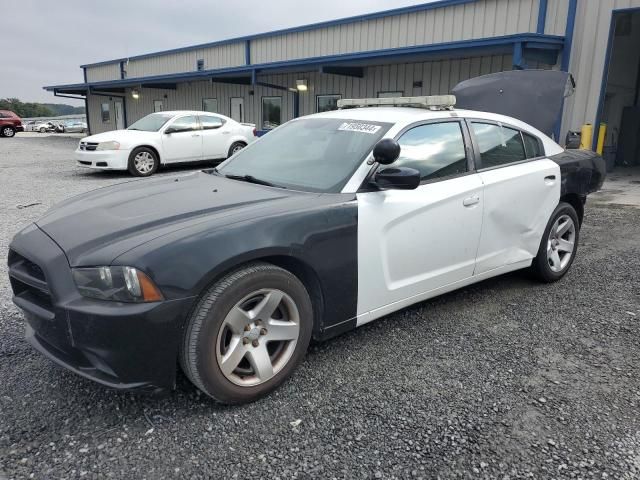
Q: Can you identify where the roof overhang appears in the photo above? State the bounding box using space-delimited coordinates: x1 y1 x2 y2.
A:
45 33 565 95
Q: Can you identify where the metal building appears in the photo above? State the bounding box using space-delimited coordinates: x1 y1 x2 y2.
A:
45 0 640 156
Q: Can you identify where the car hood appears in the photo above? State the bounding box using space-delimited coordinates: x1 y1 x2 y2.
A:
36 171 311 267
81 129 157 144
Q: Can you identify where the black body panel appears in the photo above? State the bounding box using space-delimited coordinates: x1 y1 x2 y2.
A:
8 173 358 390
549 149 607 197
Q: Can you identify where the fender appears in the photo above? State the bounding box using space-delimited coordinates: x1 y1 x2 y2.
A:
549 149 606 197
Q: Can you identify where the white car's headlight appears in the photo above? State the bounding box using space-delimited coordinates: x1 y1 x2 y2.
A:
96 141 121 151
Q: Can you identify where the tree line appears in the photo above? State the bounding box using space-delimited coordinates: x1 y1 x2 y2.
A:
0 98 85 118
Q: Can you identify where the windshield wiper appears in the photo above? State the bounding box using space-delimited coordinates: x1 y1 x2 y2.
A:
224 174 282 188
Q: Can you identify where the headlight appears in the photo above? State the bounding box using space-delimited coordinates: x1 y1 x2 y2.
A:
96 141 121 151
72 266 163 303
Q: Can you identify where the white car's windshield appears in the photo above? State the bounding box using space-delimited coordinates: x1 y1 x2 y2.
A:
127 113 174 132
216 117 392 193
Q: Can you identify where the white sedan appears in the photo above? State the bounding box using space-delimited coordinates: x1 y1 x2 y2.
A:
74 111 257 176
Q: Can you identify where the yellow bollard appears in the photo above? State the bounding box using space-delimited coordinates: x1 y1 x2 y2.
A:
596 123 607 155
579 123 593 150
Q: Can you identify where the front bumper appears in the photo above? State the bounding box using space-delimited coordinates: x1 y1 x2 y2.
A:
74 148 130 170
16 125 24 132
8 224 194 392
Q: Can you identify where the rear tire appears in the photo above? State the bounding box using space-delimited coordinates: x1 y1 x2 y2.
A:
180 262 313 404
2 126 15 138
531 202 580 283
128 147 159 177
227 141 246 158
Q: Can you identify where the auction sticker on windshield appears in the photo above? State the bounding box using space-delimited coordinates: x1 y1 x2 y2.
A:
338 122 382 134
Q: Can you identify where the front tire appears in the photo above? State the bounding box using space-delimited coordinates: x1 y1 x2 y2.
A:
531 202 580 282
2 126 16 138
180 262 313 404
128 147 159 177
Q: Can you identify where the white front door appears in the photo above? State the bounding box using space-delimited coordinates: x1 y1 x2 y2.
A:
114 101 125 130
199 114 228 159
468 122 561 274
356 121 484 325
230 98 244 123
161 115 203 163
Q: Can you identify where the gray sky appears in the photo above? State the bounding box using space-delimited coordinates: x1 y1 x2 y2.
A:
3 0 426 106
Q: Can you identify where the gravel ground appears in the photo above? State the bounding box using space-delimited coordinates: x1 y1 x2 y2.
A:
1 135 639 479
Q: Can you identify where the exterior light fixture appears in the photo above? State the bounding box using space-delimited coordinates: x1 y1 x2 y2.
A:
296 79 308 92
131 89 140 99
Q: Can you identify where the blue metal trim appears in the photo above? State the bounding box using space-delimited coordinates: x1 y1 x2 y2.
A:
536 0 548 34
82 68 87 83
50 33 565 93
513 42 524 69
554 0 578 141
251 69 257 85
592 7 640 150
245 41 251 65
560 0 578 72
293 91 300 118
80 0 477 68
120 61 126 79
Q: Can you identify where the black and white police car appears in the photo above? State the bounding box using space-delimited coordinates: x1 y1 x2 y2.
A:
8 95 605 404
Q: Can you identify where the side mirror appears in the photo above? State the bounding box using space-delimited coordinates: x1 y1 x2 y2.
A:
372 138 401 165
164 127 177 134
375 167 421 190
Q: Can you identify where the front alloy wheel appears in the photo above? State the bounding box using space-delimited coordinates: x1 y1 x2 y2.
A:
128 147 159 176
181 262 313 404
2 127 15 137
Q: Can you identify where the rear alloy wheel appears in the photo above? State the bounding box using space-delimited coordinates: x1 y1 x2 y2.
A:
2 126 16 138
228 141 246 158
128 147 159 177
181 262 313 404
531 202 580 282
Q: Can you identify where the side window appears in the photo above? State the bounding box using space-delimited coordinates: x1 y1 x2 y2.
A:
523 132 544 158
200 115 224 130
167 116 198 133
471 123 526 168
395 122 468 181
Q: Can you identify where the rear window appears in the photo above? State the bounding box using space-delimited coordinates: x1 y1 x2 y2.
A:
523 132 544 158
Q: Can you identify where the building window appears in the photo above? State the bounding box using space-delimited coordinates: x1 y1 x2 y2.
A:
262 96 282 130
202 98 218 113
316 94 341 113
197 59 205 71
101 103 110 122
378 91 403 98
153 100 164 112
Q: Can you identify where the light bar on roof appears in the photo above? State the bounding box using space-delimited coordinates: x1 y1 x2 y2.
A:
337 95 456 110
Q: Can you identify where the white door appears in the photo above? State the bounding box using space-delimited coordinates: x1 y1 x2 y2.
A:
230 98 244 123
357 121 484 324
161 115 203 163
469 122 561 274
199 114 228 159
114 101 125 130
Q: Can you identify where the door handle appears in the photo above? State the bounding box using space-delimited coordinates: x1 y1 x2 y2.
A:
191 134 200 137
221 131 231 134
463 195 480 207
545 175 556 185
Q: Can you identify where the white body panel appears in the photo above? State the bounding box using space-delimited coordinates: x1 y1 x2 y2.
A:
475 159 561 274
356 173 484 320
162 130 203 163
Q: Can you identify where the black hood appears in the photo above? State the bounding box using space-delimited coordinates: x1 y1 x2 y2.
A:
36 171 311 266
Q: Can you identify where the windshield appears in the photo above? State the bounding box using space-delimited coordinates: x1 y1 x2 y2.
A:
127 113 174 132
216 118 391 192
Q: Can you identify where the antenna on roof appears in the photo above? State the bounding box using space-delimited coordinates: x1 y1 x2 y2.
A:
337 95 456 111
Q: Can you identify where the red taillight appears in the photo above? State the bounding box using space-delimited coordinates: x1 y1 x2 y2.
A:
253 128 257 137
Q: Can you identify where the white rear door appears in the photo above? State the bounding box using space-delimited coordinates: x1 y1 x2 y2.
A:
199 114 228 159
468 121 561 274
357 120 484 324
161 115 203 163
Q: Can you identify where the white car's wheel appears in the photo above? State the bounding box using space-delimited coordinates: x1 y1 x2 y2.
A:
128 147 159 177
228 141 247 158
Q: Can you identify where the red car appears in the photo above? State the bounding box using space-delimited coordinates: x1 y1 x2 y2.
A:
0 110 24 137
